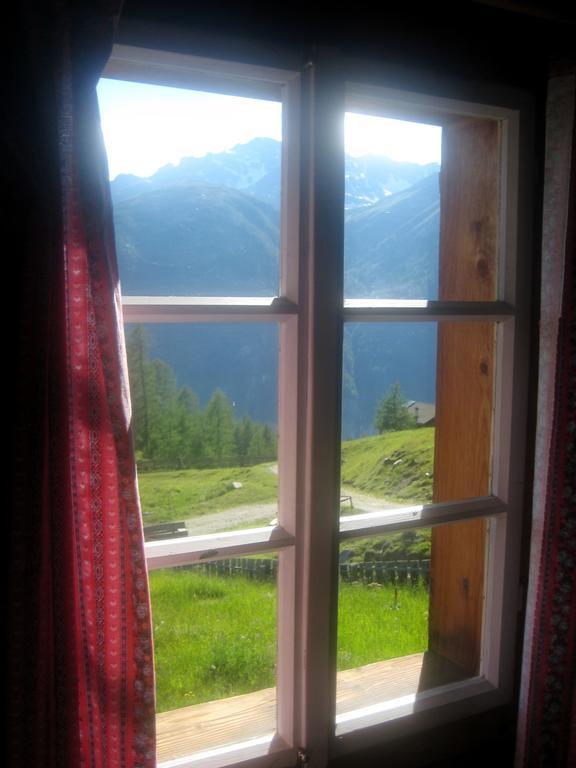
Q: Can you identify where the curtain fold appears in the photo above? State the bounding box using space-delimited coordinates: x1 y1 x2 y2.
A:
515 64 576 768
8 5 156 766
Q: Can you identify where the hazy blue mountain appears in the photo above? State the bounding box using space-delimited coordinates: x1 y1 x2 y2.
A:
111 139 441 439
345 173 440 299
345 155 439 210
111 138 282 209
113 182 279 296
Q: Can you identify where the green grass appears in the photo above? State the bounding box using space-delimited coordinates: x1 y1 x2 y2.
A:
340 529 432 562
338 581 429 669
138 463 278 524
151 570 277 711
340 427 434 504
150 570 429 713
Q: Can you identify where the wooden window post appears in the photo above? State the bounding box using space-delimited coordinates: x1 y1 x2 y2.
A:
427 117 500 679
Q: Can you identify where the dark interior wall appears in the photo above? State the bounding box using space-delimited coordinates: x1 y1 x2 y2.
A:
118 0 574 88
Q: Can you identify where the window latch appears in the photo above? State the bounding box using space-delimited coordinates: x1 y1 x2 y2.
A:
297 749 311 766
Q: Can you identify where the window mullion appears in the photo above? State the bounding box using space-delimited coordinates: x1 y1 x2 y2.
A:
294 52 345 766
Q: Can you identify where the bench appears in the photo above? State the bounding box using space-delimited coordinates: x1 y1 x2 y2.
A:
144 521 188 542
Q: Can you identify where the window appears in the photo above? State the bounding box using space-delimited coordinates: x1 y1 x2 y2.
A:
99 43 529 768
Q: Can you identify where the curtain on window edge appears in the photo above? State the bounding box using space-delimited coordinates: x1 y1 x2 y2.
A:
8 5 156 766
515 63 576 768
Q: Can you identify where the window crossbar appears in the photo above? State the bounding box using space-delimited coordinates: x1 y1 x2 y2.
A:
343 300 514 322
145 525 294 571
338 495 506 539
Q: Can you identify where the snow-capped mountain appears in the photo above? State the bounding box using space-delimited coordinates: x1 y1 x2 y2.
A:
111 137 439 212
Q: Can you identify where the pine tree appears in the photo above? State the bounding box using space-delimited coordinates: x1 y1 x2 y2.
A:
176 387 204 467
126 325 153 456
148 359 179 462
234 415 254 465
374 382 417 433
204 389 236 466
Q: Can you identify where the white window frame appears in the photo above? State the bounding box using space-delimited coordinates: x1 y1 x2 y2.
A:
103 42 530 768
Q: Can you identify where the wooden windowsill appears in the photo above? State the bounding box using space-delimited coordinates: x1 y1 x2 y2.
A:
156 685 276 764
156 652 469 764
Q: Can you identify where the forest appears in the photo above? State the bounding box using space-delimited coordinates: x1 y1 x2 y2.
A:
126 325 277 470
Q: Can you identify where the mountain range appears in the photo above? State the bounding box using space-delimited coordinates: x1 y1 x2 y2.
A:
111 138 440 438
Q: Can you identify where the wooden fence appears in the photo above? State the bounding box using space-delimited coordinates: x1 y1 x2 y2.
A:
184 558 430 586
339 559 430 586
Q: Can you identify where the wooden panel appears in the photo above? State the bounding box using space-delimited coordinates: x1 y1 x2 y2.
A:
429 323 494 673
156 655 427 763
428 517 488 673
429 116 500 675
433 322 495 501
438 117 500 302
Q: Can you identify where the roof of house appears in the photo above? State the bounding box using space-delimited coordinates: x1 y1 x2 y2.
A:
405 401 436 425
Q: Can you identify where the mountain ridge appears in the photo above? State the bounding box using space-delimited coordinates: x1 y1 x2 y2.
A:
112 137 440 211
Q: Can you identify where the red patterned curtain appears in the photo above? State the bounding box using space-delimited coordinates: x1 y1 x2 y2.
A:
8 4 156 766
515 64 576 768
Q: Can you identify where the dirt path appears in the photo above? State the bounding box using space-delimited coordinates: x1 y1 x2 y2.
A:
340 486 405 514
183 486 408 535
184 501 278 535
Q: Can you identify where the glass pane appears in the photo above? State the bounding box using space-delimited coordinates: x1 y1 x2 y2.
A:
344 113 442 300
336 521 487 731
98 78 282 296
152 559 277 760
124 323 279 536
341 320 496 517
341 323 437 511
344 111 501 301
337 532 431 672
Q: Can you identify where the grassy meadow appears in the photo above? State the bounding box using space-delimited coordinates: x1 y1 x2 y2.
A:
138 462 278 524
150 569 429 713
151 570 277 711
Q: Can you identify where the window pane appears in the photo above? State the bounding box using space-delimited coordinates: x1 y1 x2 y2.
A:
344 113 441 300
152 560 277 761
125 323 279 536
335 522 486 732
341 323 437 511
341 320 496 517
344 111 501 301
98 79 282 296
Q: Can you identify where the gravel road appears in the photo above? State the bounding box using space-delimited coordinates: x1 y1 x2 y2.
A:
183 485 408 535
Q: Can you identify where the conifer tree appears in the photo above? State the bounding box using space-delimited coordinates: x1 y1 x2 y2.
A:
204 389 236 465
374 382 416 433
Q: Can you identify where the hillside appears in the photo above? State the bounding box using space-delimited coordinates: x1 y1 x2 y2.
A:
113 182 279 296
138 427 435 525
341 427 434 504
345 173 440 299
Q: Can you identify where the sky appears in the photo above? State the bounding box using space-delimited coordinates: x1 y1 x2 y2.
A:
97 78 442 180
